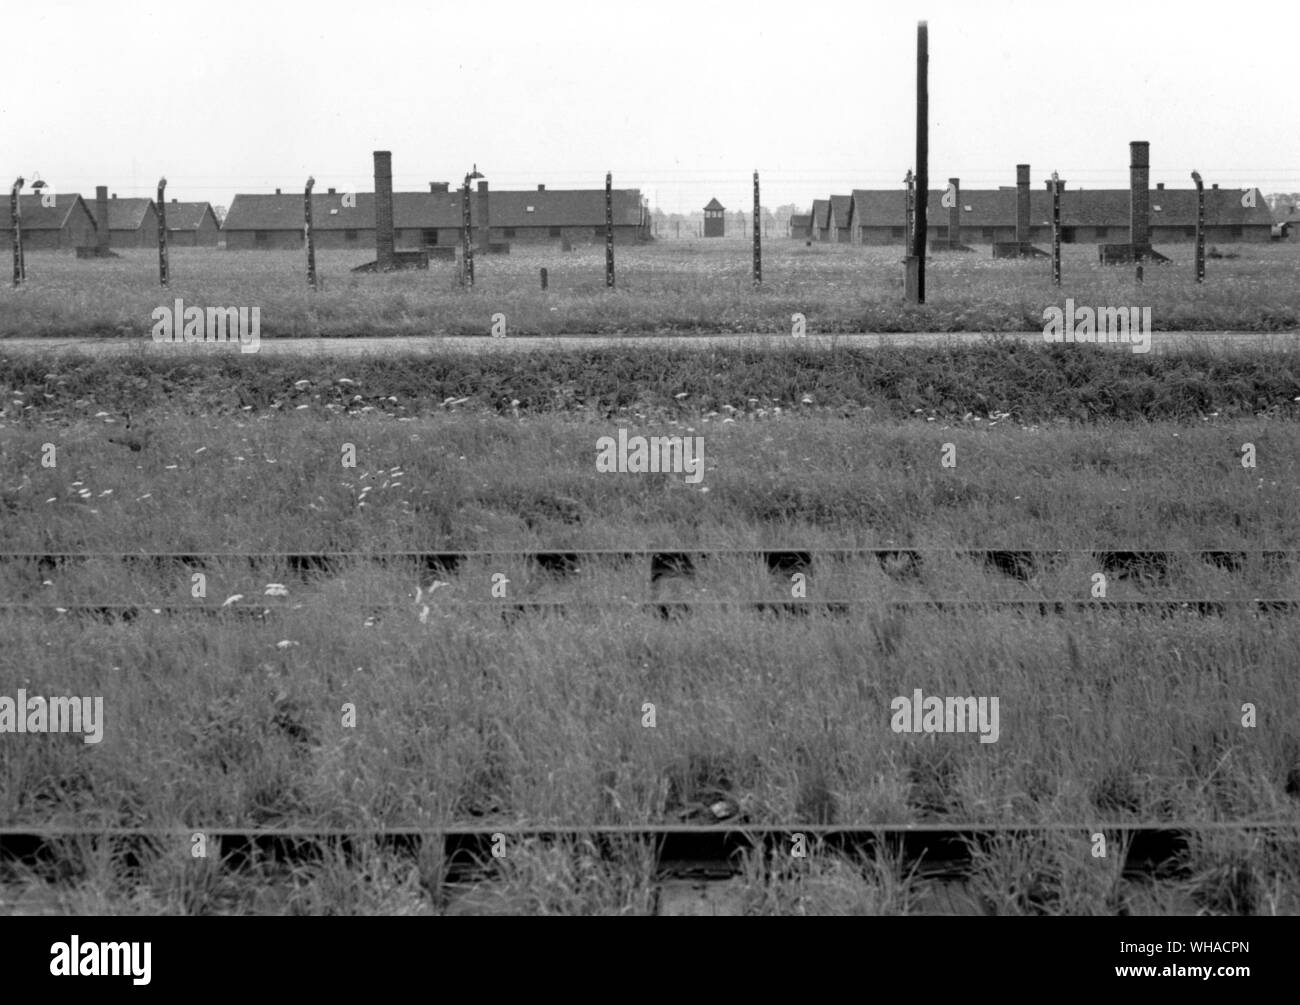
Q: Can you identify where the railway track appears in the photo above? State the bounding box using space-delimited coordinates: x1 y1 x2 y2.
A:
5 822 1296 885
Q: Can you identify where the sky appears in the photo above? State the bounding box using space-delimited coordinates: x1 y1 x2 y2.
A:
5 0 1297 215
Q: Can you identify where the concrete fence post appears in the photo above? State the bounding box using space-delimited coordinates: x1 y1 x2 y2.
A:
540 267 548 290
157 177 169 289
753 170 762 287
1051 172 1062 286
1191 170 1205 283
461 180 474 288
10 177 23 287
304 176 317 290
605 172 615 289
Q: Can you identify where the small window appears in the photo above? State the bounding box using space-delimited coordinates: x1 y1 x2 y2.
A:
890 226 904 238
422 229 437 245
594 227 605 238
1095 226 1109 238
504 228 516 238
526 206 535 213
344 229 358 241
981 227 995 239
1184 226 1195 237
549 227 562 238
254 230 268 244
1230 225 1242 237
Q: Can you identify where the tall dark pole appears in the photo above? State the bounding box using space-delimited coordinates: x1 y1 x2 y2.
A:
911 21 928 303
304 176 317 290
157 177 169 289
1192 170 1205 283
10 177 23 287
605 172 615 288
1051 172 1062 286
753 170 762 287
461 177 474 288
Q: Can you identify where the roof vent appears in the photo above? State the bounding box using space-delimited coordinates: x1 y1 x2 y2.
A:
526 206 535 213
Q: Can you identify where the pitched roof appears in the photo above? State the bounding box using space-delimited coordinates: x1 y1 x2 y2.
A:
101 198 156 230
0 193 95 231
789 214 811 229
843 187 1275 229
810 199 830 228
224 189 645 231
703 197 725 211
160 201 217 230
829 194 853 226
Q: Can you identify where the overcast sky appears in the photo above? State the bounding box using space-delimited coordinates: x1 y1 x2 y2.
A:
6 0 1296 214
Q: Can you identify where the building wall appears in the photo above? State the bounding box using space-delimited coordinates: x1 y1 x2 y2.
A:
224 229 306 250
5 210 99 250
170 213 221 247
223 223 648 250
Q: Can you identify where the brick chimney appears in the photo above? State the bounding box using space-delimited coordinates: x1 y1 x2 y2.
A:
95 185 110 252
948 178 961 245
327 187 336 195
1016 165 1031 243
373 150 395 266
430 182 449 193
537 184 546 192
275 188 281 195
477 179 490 250
1129 140 1150 248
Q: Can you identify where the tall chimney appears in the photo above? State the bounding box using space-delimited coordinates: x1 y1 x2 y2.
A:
95 185 110 252
948 178 960 245
1129 141 1150 248
537 184 545 192
477 179 490 251
373 150 395 266
1016 164 1031 243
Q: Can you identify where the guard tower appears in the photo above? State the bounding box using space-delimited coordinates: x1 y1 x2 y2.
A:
703 197 725 237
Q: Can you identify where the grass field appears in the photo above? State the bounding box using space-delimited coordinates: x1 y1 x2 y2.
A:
2 343 1299 914
3 238 1300 338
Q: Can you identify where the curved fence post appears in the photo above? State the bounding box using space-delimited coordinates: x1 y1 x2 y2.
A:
1191 170 1205 283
